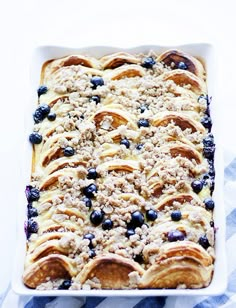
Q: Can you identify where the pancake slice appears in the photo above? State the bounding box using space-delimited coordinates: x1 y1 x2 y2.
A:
152 111 205 133
78 254 144 289
155 193 203 210
140 257 213 288
157 49 205 80
105 64 145 80
160 143 202 164
23 254 78 289
160 69 207 95
97 159 141 173
101 52 139 69
92 107 137 129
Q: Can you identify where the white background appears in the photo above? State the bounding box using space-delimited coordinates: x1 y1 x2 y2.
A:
0 0 235 300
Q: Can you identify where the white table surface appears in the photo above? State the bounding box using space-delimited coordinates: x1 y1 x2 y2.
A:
0 0 236 305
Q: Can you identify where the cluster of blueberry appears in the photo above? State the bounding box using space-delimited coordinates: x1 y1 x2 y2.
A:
199 95 215 196
199 95 212 131
29 86 56 145
167 230 210 249
126 209 157 238
191 95 215 205
83 168 113 232
120 138 143 151
24 186 40 239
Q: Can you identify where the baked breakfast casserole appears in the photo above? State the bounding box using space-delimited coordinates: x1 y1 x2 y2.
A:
23 49 216 290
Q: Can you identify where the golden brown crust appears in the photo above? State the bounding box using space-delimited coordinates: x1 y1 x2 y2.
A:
160 69 207 95
78 254 144 289
139 257 213 289
98 159 141 173
160 143 202 164
105 64 145 80
100 52 140 69
42 55 100 79
155 241 213 266
152 111 205 133
157 49 205 79
23 254 77 289
92 106 137 129
39 168 80 190
155 193 202 210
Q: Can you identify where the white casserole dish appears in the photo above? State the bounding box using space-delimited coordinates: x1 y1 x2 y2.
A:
12 44 227 296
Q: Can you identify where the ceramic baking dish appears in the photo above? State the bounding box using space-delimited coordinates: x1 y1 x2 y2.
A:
12 44 227 296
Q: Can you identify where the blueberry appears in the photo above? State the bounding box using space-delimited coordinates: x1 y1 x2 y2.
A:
171 210 182 221
198 94 205 101
142 57 156 69
210 221 214 227
210 180 215 195
83 233 95 241
198 235 210 249
87 168 98 180
202 173 211 182
47 112 57 121
137 119 150 128
25 185 32 200
29 132 43 144
33 108 44 123
126 229 135 237
203 134 215 147
130 211 144 228
208 160 215 177
25 186 40 202
133 254 144 263
40 104 50 116
24 221 29 238
28 207 38 218
120 138 130 149
202 173 215 195
64 146 75 157
90 210 104 226
198 94 211 105
58 279 72 290
178 62 188 70
205 106 211 116
89 249 96 258
83 233 95 248
206 95 212 105
146 209 158 221
90 76 104 89
83 183 98 198
27 219 38 234
37 85 48 97
89 95 101 104
191 180 204 193
203 146 215 159
82 197 92 209
139 104 149 113
167 230 185 242
136 144 144 150
33 104 50 123
204 198 215 210
201 115 212 130
102 219 113 230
